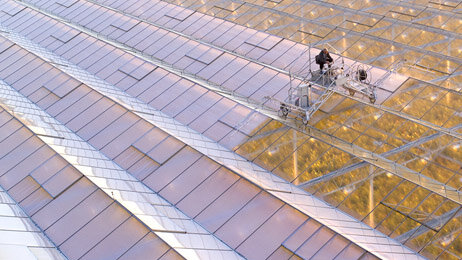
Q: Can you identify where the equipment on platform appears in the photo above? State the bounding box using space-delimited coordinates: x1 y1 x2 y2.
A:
338 63 376 104
265 44 405 126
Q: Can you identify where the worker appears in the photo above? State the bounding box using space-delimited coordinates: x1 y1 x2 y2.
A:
315 48 333 72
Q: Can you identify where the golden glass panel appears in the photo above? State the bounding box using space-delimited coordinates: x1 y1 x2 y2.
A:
235 120 287 159
234 11 260 24
441 17 462 33
274 136 331 182
394 27 422 45
437 76 462 92
417 54 443 71
332 125 361 143
420 85 446 100
355 40 389 61
390 5 420 17
370 54 400 69
205 6 221 16
390 13 415 22
331 176 376 219
443 115 462 131
254 12 282 30
360 16 380 27
295 147 353 183
279 1 308 14
375 142 397 154
314 118 342 134
314 25 334 38
434 59 460 74
391 150 415 164
253 129 308 171
290 31 320 44
319 29 346 42
402 97 434 118
300 34 323 44
382 180 416 207
433 154 461 172
317 13 344 26
273 24 300 38
348 0 370 10
374 204 407 235
324 106 356 125
215 8 233 18
298 21 317 34
369 19 392 31
438 91 462 111
441 144 462 165
425 40 451 56
368 5 392 16
213 1 242 11
418 134 453 152
423 214 462 259
429 1 457 10
395 121 429 142
373 113 406 133
403 187 433 215
302 6 330 20
438 249 462 260
227 4 253 21
355 0 378 11
422 104 455 126
402 66 445 81
405 157 430 173
249 0 267 5
420 243 445 260
343 21 371 33
345 13 364 23
364 127 388 143
344 115 371 133
330 35 361 53
429 199 460 220
344 39 374 59
417 14 451 28
272 0 293 10
353 134 381 151
413 30 446 47
245 10 272 27
408 145 427 157
261 1 278 9
269 14 298 28
197 3 217 14
318 184 352 207
421 163 457 187
391 217 421 239
405 227 437 253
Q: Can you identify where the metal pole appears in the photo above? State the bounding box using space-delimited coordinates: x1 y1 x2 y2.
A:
369 165 374 227
309 43 312 75
293 130 298 181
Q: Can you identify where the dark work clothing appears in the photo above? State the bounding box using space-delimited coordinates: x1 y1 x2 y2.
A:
317 51 333 71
